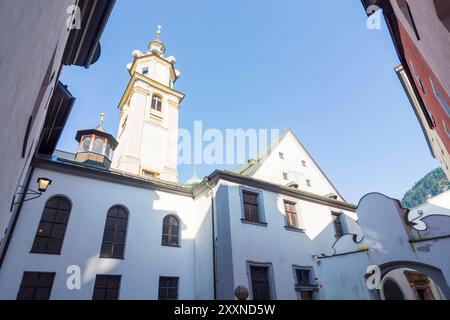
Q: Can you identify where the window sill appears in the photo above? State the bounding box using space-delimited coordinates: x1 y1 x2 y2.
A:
241 219 268 227
284 226 305 233
99 256 125 260
29 251 61 256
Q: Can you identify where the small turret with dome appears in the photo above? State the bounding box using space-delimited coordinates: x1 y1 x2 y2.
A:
75 113 119 169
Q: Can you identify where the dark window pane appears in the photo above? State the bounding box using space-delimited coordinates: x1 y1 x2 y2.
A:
92 288 105 300
17 272 55 301
34 288 52 300
100 243 113 257
93 275 121 300
158 277 179 300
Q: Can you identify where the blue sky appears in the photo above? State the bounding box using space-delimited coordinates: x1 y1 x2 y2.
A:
59 0 437 204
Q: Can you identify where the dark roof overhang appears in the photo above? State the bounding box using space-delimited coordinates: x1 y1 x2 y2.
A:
63 0 116 68
75 129 118 149
38 82 75 155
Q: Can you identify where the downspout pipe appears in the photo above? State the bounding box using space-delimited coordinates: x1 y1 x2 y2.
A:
0 166 35 269
204 178 218 300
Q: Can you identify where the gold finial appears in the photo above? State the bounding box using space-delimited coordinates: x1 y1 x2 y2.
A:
156 25 162 39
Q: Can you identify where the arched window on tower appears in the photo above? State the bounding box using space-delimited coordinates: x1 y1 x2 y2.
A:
162 215 180 247
31 196 72 255
100 205 129 259
151 95 163 112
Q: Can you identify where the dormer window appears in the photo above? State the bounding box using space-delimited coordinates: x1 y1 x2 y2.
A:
151 95 163 112
142 67 149 75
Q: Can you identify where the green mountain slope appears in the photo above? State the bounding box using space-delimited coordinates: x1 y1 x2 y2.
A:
401 168 449 209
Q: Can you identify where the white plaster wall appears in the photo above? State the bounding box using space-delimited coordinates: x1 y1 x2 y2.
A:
253 131 342 200
221 180 361 300
0 167 213 300
0 0 76 250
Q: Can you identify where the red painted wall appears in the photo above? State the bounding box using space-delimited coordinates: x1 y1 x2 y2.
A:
398 21 450 156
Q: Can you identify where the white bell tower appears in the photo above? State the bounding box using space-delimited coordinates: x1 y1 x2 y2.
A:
111 26 185 182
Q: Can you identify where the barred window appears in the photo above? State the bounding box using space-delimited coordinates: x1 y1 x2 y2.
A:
92 275 121 300
158 277 179 300
17 272 55 300
332 212 345 237
250 266 272 300
162 215 180 247
31 196 72 255
243 191 260 223
100 206 129 259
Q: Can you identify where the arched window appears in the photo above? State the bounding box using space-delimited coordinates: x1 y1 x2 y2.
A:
162 215 180 247
100 206 129 259
92 138 104 154
31 196 72 255
151 95 163 112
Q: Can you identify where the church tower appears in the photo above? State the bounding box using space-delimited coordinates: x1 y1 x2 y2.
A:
111 26 185 182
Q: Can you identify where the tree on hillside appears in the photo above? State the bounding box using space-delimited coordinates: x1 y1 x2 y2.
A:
402 168 449 209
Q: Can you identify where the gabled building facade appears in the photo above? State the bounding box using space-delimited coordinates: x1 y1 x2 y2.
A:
0 28 449 301
0 0 116 268
362 0 450 179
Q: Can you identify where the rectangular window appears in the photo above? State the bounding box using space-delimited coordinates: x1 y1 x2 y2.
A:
142 169 159 178
332 212 345 237
250 266 272 300
92 275 121 300
142 67 149 75
158 277 179 300
302 160 307 167
431 79 450 118
283 172 288 180
284 201 299 229
279 152 284 160
306 179 312 187
17 272 55 300
242 191 261 223
294 267 317 300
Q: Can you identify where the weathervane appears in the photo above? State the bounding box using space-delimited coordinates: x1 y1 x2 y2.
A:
156 25 162 39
